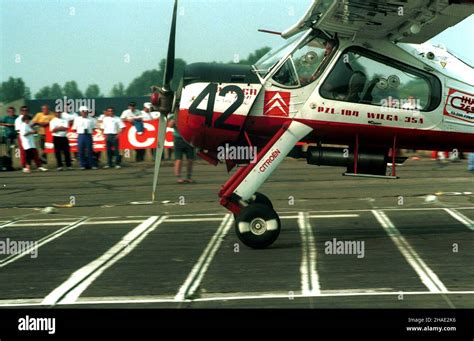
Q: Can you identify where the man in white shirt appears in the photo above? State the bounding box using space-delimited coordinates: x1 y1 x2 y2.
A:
72 106 97 170
15 106 29 169
15 106 46 171
120 102 143 130
61 111 79 162
102 106 125 169
62 111 78 124
141 103 153 121
50 110 72 170
19 115 48 173
142 103 171 161
121 102 146 162
133 102 157 162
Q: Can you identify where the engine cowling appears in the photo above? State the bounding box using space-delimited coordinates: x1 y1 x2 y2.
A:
176 63 262 151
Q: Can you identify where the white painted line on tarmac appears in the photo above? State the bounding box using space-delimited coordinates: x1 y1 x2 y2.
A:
76 295 176 303
310 214 359 218
12 218 80 222
175 214 233 301
166 218 227 222
42 216 167 306
281 214 359 219
190 290 474 303
5 290 471 307
8 219 146 227
0 220 17 229
352 207 474 212
8 222 79 227
0 298 44 306
84 216 149 220
0 217 89 268
153 213 228 218
372 210 448 293
444 208 474 231
3 288 474 307
82 220 146 225
298 212 321 296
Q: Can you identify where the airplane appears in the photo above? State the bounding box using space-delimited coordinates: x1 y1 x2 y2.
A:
151 0 474 249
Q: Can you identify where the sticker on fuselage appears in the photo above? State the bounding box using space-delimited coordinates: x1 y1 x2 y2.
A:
263 91 291 117
444 88 474 124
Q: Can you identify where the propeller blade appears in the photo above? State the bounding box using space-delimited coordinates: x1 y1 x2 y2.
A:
152 114 168 202
162 0 178 92
151 0 178 201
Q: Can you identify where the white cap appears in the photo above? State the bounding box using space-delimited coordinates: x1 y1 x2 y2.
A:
144 102 152 109
79 106 89 112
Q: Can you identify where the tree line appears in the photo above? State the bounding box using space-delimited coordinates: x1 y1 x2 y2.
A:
0 47 271 103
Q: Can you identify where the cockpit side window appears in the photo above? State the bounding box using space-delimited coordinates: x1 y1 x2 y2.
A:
320 47 442 112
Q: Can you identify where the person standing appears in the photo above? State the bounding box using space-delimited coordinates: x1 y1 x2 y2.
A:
14 107 26 168
63 111 79 162
121 101 144 134
0 107 18 158
15 106 45 171
89 110 103 167
102 107 124 169
72 106 97 170
141 102 156 161
121 102 145 162
32 104 54 163
468 153 474 172
19 115 48 173
49 110 72 171
168 113 195 184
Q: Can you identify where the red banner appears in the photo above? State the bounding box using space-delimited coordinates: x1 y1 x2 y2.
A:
44 121 174 153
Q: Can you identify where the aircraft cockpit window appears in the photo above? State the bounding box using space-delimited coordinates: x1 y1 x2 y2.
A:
254 33 304 77
320 47 442 112
271 36 334 88
253 31 336 89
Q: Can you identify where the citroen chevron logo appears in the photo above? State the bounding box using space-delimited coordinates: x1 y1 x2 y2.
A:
263 91 291 117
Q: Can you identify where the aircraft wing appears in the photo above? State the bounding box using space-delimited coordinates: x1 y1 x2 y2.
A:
282 0 474 43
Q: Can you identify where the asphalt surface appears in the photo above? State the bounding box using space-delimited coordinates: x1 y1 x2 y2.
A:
0 156 473 308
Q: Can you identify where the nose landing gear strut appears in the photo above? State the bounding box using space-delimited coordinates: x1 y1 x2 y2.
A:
218 121 313 249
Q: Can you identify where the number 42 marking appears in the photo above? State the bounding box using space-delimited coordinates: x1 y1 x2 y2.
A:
188 83 244 131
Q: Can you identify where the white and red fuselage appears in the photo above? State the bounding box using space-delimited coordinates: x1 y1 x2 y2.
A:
177 35 474 156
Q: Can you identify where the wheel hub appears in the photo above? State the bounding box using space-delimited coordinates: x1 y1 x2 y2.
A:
249 218 267 236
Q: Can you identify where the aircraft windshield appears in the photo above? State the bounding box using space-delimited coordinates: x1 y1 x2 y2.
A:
255 30 336 88
272 32 336 88
254 33 304 77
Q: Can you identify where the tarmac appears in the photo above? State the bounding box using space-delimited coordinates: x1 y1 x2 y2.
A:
0 156 473 308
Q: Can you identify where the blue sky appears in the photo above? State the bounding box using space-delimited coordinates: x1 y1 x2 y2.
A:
1 0 473 96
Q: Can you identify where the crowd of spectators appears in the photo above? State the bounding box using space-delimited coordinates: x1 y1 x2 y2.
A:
0 102 196 182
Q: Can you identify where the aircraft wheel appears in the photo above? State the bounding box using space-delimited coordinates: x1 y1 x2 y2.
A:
235 203 281 249
249 192 273 209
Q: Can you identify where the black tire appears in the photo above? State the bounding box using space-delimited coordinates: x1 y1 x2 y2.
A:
249 192 273 209
235 203 281 249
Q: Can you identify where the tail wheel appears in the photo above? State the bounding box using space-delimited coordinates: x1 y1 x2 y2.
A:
235 203 281 249
249 192 273 209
